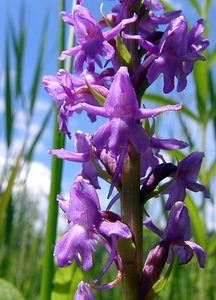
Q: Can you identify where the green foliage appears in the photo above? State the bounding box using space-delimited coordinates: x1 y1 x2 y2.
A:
52 265 84 300
0 3 52 300
0 279 26 300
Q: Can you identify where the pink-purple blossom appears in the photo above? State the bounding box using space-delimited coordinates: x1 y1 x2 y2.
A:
54 176 132 276
144 201 206 267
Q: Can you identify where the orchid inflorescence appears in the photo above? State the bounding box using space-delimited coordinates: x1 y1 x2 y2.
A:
43 0 209 299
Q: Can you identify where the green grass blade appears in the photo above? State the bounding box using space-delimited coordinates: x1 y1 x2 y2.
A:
159 1 175 11
206 159 216 183
208 70 216 137
202 0 212 18
185 195 207 249
16 5 26 97
4 35 13 147
40 1 67 299
187 0 201 15
29 17 48 116
193 60 208 122
142 93 199 121
0 146 25 228
25 105 52 162
10 5 26 98
207 46 216 66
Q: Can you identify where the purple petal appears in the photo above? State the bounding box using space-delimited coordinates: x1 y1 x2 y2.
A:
48 148 89 162
94 236 118 282
150 136 188 150
98 220 132 239
184 179 209 197
184 241 206 268
179 152 204 181
136 102 182 119
74 131 91 153
68 177 100 225
58 45 81 61
143 220 164 238
60 11 74 26
104 67 139 118
74 281 95 300
164 201 192 241
54 225 96 271
164 180 187 210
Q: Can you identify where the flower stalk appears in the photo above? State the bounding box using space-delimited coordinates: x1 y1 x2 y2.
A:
121 147 142 300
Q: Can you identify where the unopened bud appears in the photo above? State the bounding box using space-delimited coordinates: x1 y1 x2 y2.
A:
141 242 169 299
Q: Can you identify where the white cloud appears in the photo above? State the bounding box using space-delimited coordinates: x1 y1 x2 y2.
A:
34 98 51 112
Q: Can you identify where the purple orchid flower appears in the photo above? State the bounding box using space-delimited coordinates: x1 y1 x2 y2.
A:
54 176 132 280
142 0 164 10
162 152 209 210
141 136 188 177
139 10 181 39
42 69 109 137
70 69 114 89
48 131 100 189
141 16 209 93
67 67 181 196
58 5 137 73
74 282 95 300
144 201 206 267
68 67 182 159
124 16 209 93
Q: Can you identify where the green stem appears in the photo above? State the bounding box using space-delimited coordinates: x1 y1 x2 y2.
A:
120 3 143 299
121 146 143 300
40 1 65 299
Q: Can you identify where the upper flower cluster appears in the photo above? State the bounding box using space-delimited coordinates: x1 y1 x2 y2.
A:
43 1 209 298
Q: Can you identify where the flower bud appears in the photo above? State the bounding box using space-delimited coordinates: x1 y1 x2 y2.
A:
141 241 169 299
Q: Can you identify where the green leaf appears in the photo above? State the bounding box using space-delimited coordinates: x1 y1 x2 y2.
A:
167 149 185 161
84 74 106 106
193 60 208 122
30 17 48 116
159 1 175 11
25 105 52 162
208 70 216 137
207 45 216 66
206 159 216 183
10 4 26 97
4 35 13 147
0 279 25 300
90 147 113 185
51 265 84 300
178 115 194 149
40 2 66 298
142 93 198 121
116 35 131 67
208 233 216 255
187 0 201 15
185 195 206 248
202 0 212 17
0 146 25 228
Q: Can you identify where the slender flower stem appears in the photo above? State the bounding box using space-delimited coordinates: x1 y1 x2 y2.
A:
120 3 143 299
40 1 65 299
121 146 143 300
